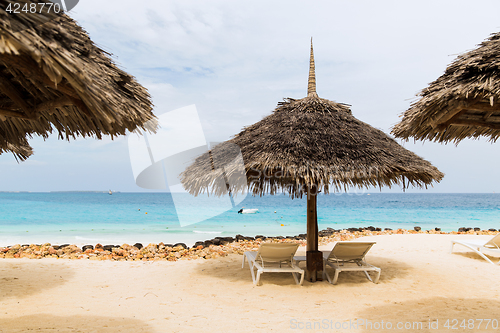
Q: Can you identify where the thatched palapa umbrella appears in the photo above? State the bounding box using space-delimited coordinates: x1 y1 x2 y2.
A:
3 140 32 161
181 41 444 281
0 0 156 160
392 32 500 144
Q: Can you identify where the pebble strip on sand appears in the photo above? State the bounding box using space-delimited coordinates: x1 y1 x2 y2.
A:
0 227 497 261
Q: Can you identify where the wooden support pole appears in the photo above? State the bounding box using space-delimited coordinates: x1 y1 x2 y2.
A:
0 97 75 119
306 189 322 282
429 108 463 129
431 102 500 128
35 96 73 113
306 191 317 252
0 108 29 119
483 111 495 121
447 119 500 130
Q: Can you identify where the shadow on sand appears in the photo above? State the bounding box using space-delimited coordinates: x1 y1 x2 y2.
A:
451 250 500 264
356 297 500 332
196 254 411 287
0 314 156 332
0 260 75 301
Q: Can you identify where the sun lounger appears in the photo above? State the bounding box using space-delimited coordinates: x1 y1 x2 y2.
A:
242 243 304 286
450 234 500 265
322 241 381 285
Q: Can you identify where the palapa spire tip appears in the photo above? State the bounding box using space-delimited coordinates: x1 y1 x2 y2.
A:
307 38 318 97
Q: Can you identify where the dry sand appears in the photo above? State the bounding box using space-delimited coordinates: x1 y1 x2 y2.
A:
0 234 499 332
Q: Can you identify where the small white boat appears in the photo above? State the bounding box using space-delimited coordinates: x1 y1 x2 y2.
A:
238 208 259 214
108 190 112 195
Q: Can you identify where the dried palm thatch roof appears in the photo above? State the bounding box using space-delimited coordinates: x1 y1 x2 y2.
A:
3 139 32 161
392 32 500 144
0 0 156 159
181 42 444 199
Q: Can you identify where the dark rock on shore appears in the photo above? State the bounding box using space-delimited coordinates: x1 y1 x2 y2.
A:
236 234 255 241
82 245 94 251
215 237 234 245
194 241 205 248
414 227 421 232
2 227 499 261
133 243 143 249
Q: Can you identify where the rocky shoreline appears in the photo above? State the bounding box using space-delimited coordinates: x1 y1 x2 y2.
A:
0 226 497 261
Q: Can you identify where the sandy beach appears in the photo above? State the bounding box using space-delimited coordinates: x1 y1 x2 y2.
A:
0 234 499 332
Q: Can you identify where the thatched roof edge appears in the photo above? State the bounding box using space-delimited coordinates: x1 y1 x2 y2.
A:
182 95 443 199
0 0 157 156
392 31 500 143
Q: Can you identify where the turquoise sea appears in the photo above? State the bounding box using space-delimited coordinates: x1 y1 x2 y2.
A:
0 192 499 247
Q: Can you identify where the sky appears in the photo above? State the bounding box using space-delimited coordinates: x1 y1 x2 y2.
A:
1 0 500 193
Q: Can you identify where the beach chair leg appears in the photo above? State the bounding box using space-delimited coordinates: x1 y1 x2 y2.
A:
356 261 373 282
250 267 257 284
324 268 333 284
450 242 455 254
476 250 496 265
373 269 381 284
332 269 340 285
255 270 262 286
299 271 305 285
242 255 246 268
363 270 373 282
292 272 299 285
248 261 257 284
